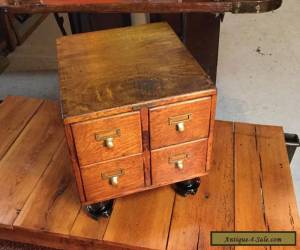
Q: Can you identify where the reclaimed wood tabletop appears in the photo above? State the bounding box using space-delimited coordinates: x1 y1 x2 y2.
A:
0 96 299 250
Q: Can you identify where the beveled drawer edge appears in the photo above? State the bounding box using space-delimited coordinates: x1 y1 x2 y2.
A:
149 96 211 112
71 110 141 127
82 172 208 205
150 138 208 153
79 152 144 169
63 88 216 125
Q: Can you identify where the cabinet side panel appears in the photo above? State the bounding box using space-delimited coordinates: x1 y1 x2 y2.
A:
206 93 217 171
64 124 86 202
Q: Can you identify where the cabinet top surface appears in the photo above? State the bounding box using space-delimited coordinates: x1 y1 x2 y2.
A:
57 22 215 122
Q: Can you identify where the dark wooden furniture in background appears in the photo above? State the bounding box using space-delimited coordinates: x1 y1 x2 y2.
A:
57 23 216 205
0 0 282 83
0 0 282 13
0 13 47 53
68 13 221 83
0 96 299 249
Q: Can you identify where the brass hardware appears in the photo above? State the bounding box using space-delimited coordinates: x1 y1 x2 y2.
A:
175 160 184 170
105 137 114 149
95 129 121 148
176 122 185 132
109 176 119 186
169 153 189 170
169 114 191 132
101 169 124 187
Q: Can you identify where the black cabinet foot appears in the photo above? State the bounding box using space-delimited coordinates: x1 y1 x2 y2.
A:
173 178 201 196
85 200 114 219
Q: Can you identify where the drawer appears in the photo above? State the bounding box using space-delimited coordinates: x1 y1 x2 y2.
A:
81 154 144 202
72 112 142 166
149 97 211 149
151 139 207 185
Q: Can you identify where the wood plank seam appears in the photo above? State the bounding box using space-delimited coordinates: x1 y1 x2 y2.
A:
288 205 296 231
276 130 300 232
234 123 271 250
98 216 110 241
196 222 201 250
0 99 66 228
11 137 66 228
233 121 236 234
68 204 85 238
93 200 115 242
255 125 300 249
255 126 270 232
197 121 235 250
0 99 44 162
165 194 178 250
232 121 235 250
257 128 271 234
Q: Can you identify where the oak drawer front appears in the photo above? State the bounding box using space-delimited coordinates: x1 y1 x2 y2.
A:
72 112 142 166
151 139 207 185
81 154 144 201
149 97 211 149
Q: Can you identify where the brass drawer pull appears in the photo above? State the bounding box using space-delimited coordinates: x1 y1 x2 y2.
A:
169 114 192 133
176 122 185 132
109 176 119 186
101 169 124 187
169 153 189 170
95 128 121 149
175 160 184 170
105 137 114 149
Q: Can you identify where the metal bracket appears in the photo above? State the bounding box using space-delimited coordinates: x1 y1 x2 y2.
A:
285 133 300 163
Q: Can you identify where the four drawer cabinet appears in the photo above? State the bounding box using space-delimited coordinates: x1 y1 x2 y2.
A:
57 22 217 205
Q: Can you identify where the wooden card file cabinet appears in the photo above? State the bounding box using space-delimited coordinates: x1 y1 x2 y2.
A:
57 22 217 206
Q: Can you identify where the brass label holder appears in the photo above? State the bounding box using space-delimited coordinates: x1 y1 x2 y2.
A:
101 169 124 180
95 128 121 142
101 169 125 186
168 153 190 164
168 113 192 125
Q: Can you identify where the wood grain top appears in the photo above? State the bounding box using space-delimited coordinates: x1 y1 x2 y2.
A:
0 96 299 250
57 23 215 124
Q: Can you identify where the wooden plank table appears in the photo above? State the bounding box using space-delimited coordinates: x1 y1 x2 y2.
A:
0 96 299 250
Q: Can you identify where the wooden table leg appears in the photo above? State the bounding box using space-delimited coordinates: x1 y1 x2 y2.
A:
184 13 221 84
